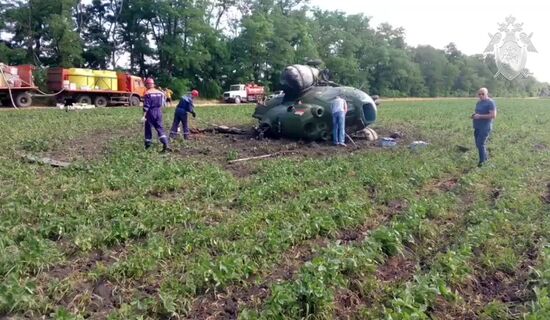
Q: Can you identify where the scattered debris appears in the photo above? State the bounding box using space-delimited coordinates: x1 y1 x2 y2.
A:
58 103 96 111
22 154 71 168
345 133 358 148
390 131 403 139
409 140 429 151
228 151 291 164
380 137 397 148
198 125 248 135
353 128 378 141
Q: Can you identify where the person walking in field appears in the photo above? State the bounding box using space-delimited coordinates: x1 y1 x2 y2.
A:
471 87 497 167
142 78 171 152
170 90 199 140
165 87 174 107
331 94 348 146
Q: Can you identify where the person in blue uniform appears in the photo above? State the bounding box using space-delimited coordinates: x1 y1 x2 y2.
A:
142 78 171 152
471 87 497 167
170 90 199 140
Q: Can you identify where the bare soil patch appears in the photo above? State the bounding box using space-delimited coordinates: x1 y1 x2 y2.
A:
436 178 459 192
34 244 135 318
30 128 134 163
33 123 426 171
334 288 364 320
181 127 379 164
533 143 548 151
333 250 418 319
376 253 417 282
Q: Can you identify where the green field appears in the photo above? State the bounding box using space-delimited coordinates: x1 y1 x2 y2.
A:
1 99 549 319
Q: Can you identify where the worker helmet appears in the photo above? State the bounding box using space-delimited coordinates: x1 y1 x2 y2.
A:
191 89 199 97
145 78 155 88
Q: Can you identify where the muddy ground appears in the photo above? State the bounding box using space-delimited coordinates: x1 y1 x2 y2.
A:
35 124 422 179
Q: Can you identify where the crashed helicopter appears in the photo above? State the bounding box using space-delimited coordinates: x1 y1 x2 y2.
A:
253 62 379 141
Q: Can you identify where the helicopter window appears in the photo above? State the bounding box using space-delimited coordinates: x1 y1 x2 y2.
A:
362 103 376 122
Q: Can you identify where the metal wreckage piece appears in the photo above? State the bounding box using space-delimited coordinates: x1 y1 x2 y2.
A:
253 61 379 141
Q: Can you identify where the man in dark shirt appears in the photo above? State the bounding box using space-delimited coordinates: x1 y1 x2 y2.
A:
170 90 199 140
471 87 497 167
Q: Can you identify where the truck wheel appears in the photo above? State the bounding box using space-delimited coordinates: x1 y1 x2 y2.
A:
130 96 141 107
77 95 92 105
234 96 241 104
94 96 108 108
15 92 32 108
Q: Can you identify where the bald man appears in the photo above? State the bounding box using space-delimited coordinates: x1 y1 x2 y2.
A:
471 87 497 167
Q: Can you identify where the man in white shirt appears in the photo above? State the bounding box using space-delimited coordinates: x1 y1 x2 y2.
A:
331 95 348 146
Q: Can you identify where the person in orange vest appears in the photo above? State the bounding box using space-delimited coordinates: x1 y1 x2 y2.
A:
142 78 171 152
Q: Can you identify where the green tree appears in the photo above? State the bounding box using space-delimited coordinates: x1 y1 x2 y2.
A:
0 0 546 98
1 0 82 66
79 0 119 69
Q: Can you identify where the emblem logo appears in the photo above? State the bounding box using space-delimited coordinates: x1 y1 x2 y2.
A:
484 16 537 80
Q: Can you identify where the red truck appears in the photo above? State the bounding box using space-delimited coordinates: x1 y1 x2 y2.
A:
0 64 147 108
0 64 38 108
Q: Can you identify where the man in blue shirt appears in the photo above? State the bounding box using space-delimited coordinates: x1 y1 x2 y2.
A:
170 90 199 140
471 87 497 167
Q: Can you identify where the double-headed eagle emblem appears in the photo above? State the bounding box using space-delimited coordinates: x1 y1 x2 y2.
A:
484 16 537 80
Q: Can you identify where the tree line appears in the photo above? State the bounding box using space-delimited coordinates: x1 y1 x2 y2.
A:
1 0 548 98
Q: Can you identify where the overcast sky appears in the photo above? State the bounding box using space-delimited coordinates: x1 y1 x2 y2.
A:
311 0 550 83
